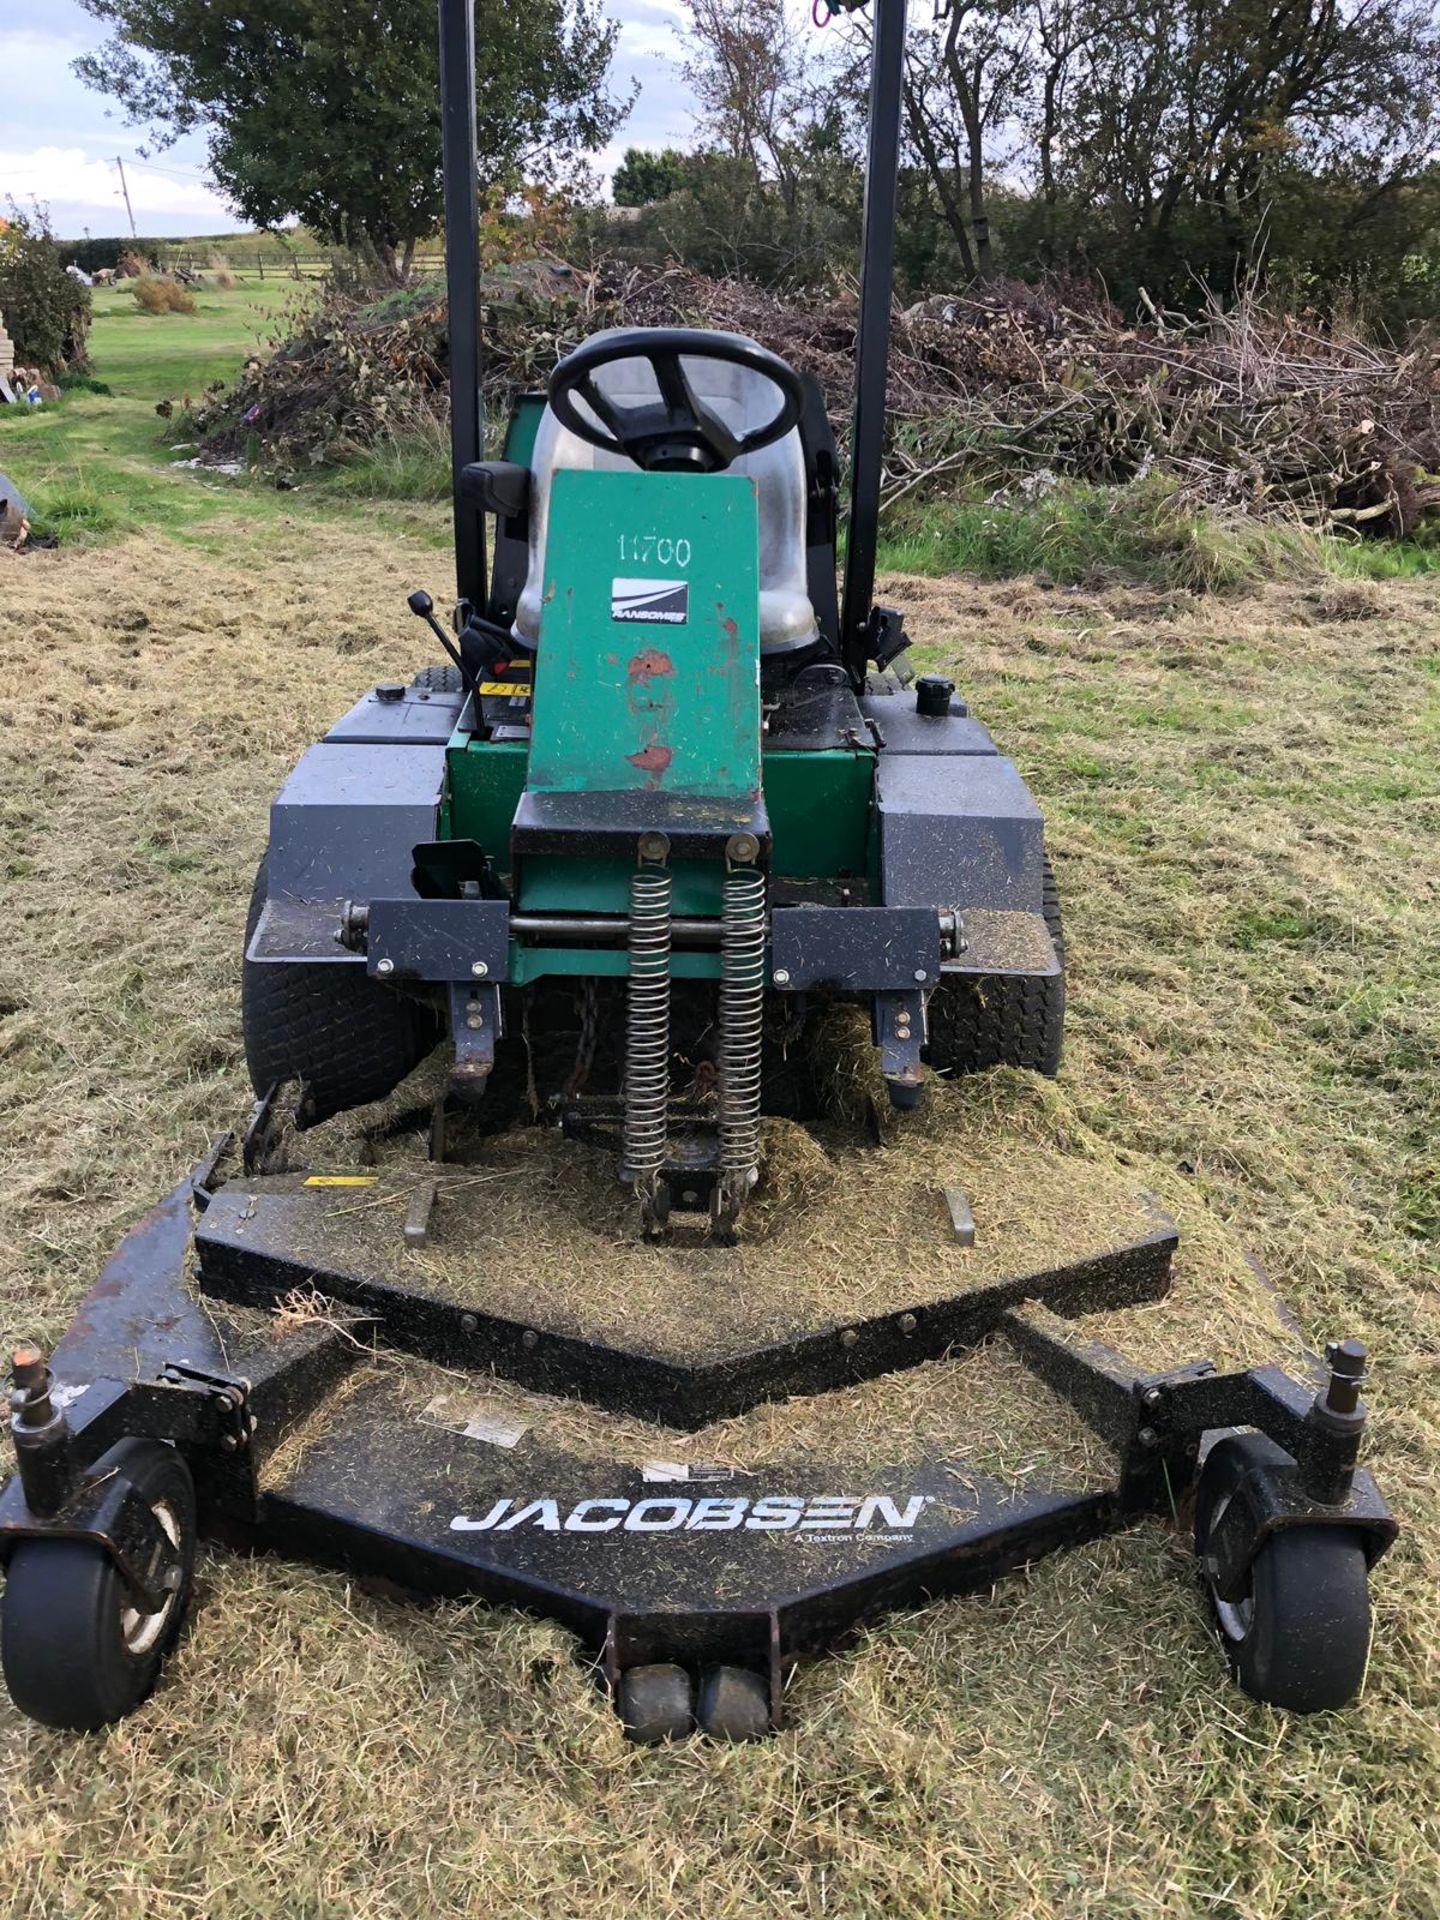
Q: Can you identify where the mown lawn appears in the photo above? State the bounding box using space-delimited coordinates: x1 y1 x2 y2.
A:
0 285 1436 1920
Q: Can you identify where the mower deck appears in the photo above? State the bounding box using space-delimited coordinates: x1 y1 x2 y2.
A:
1 1097 1397 1735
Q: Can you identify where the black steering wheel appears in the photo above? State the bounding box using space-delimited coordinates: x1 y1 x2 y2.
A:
547 328 806 474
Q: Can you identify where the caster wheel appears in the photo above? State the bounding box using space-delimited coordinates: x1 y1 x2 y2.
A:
1 1439 197 1730
696 1665 771 1741
616 1663 694 1744
1195 1434 1372 1713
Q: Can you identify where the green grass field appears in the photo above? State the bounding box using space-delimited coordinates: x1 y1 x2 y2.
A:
0 288 1437 1919
2 284 449 552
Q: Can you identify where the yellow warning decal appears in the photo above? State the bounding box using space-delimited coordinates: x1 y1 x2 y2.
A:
478 681 531 696
303 1176 379 1188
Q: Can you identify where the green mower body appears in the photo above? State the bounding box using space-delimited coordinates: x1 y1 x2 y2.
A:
244 336 1065 1226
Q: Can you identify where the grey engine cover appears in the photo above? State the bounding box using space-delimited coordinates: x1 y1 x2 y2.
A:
875 752 1045 914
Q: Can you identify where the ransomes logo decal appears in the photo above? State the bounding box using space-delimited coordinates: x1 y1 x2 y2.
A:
450 1494 934 1536
612 577 689 625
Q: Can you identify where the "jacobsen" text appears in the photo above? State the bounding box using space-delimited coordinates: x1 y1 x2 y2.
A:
450 1495 933 1535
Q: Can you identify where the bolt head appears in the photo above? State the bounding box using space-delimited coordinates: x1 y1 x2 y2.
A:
375 957 395 976
913 969 928 983
471 960 489 978
638 831 671 863
1143 1385 1163 1408
839 1327 858 1348
726 831 760 866
772 968 792 988
897 1311 918 1335
460 1313 479 1334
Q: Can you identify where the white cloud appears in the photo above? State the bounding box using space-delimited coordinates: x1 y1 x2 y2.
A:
0 146 236 234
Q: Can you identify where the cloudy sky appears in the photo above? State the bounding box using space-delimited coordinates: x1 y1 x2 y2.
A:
0 0 697 238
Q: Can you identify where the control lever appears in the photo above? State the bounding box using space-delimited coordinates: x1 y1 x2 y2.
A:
407 589 474 691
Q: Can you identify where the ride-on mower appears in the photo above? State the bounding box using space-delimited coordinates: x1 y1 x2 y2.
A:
1 0 1395 1742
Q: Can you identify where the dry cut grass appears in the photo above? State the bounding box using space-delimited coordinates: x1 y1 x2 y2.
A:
0 521 1437 1918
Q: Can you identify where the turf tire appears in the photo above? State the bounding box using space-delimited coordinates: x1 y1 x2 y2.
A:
1194 1434 1372 1713
243 853 441 1123
1 1439 196 1730
924 855 1065 1078
412 664 464 693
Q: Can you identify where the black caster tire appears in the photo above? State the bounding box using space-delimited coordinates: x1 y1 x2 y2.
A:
1 1439 197 1731
616 1663 694 1744
1195 1434 1372 1714
696 1666 770 1741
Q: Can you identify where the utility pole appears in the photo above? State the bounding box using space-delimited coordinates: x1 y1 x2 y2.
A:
114 157 137 239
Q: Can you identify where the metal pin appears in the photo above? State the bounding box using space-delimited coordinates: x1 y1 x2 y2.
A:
404 1179 438 1248
942 1185 976 1247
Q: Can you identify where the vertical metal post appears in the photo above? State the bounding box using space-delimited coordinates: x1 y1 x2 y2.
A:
438 0 485 613
840 0 907 679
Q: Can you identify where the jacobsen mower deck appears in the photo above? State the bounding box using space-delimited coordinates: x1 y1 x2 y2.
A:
1 1093 1397 1738
1 0 1396 1739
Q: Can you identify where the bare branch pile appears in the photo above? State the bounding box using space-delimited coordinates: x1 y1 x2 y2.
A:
190 263 1440 537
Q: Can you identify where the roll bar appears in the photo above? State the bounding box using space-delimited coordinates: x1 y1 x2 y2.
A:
436 0 907 667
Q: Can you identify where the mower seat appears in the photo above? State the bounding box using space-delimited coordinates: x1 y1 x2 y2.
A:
513 331 820 655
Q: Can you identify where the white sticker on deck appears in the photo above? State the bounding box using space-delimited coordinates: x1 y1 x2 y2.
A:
421 1394 528 1450
641 1461 735 1484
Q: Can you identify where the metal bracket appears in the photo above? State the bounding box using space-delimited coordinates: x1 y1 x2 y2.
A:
1001 1303 1399 1561
0 1457 185 1611
189 1131 235 1212
1202 1457 1397 1599
152 1362 252 1455
874 989 925 1107
368 896 510 983
241 1083 307 1175
770 905 940 993
449 980 501 1097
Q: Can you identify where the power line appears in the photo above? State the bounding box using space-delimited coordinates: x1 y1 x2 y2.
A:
124 156 215 182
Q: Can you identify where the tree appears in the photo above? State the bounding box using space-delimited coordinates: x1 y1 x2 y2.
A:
75 0 631 282
612 149 692 207
1027 0 1440 301
680 0 837 271
0 211 91 375
900 0 1032 281
820 0 1032 283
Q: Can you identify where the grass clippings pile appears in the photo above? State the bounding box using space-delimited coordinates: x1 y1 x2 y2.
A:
278 1069 1289 1374
191 261 1440 538
1 523 1438 1917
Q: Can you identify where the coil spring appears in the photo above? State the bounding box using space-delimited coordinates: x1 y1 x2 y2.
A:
622 866 672 1184
718 866 767 1195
